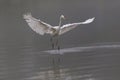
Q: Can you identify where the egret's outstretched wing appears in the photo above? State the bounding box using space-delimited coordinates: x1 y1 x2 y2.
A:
23 13 54 35
59 17 95 35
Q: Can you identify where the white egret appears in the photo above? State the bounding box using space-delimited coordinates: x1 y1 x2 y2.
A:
23 13 95 49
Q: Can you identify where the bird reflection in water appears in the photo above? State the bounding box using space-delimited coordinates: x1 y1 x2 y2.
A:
26 66 95 80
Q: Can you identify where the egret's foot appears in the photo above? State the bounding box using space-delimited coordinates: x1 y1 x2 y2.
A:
58 46 60 50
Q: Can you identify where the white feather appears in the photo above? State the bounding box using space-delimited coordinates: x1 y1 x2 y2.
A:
59 17 95 35
81 17 95 24
23 13 95 36
23 13 53 35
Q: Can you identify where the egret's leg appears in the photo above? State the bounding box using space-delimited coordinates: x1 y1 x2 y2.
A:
56 35 60 50
58 46 60 50
50 36 54 49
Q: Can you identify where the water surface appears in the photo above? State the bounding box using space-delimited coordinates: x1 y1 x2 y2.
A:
0 42 120 80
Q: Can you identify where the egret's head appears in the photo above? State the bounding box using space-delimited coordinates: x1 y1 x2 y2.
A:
61 15 65 19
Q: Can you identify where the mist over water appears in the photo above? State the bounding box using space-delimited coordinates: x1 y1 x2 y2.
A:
0 0 120 80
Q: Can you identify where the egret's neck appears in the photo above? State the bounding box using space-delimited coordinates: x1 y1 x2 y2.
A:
58 17 62 30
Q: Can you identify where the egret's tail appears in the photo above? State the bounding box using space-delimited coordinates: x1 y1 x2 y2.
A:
81 17 95 24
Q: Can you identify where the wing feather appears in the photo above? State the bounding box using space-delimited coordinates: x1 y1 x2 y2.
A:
59 17 95 35
23 13 54 35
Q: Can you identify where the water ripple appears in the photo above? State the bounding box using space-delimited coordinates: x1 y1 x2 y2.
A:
43 44 120 54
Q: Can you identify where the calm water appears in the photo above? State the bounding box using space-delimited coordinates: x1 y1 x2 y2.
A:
0 42 120 80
